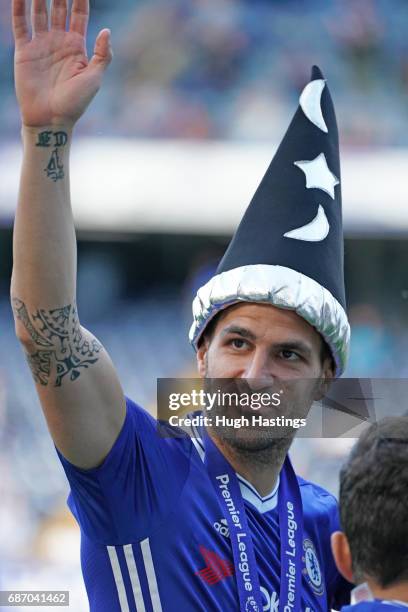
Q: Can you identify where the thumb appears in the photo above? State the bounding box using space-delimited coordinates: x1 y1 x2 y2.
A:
88 28 113 74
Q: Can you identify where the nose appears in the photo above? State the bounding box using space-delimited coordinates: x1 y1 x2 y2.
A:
241 349 274 390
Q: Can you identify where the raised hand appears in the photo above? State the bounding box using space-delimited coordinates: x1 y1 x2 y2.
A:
12 0 113 127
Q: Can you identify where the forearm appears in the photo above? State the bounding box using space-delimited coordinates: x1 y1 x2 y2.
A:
9 0 126 466
11 125 77 333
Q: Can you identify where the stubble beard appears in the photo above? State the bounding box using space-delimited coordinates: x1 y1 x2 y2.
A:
204 374 296 466
203 359 320 466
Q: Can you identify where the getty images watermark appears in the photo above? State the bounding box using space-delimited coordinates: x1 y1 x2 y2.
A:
157 378 408 438
165 387 309 430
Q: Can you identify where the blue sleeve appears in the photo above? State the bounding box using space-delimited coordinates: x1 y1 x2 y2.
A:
341 605 396 612
56 396 191 545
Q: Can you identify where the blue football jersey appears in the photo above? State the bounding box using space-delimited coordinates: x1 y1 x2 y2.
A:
57 396 351 611
342 603 408 611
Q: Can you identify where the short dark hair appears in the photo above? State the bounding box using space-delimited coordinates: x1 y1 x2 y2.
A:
200 307 335 371
339 417 408 587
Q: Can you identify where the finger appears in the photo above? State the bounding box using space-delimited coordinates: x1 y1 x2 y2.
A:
31 0 49 34
12 0 30 45
51 0 68 31
69 0 89 37
88 29 113 74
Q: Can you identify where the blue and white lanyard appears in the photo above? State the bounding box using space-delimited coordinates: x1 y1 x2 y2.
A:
204 431 303 612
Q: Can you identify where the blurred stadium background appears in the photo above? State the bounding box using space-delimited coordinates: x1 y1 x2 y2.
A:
0 0 407 609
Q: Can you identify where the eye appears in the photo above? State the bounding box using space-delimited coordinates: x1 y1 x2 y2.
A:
279 349 300 361
229 338 248 350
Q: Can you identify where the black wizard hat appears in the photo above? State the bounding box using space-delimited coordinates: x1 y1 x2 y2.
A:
189 66 350 376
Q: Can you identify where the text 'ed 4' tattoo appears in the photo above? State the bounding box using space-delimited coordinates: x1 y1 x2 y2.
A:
12 298 101 387
36 130 68 182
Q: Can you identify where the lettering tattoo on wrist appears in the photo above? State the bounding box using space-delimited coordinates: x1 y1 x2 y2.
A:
36 131 68 148
12 298 101 387
36 130 68 182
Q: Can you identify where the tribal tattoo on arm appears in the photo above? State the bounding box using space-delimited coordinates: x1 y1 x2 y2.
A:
36 129 68 182
12 298 101 387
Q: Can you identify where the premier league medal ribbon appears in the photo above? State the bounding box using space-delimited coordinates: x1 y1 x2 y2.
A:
278 456 303 612
203 431 264 612
203 432 304 612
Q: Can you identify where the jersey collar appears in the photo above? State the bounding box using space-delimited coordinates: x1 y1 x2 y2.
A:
191 427 279 514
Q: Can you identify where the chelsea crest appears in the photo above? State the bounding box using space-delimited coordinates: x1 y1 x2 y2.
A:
302 539 324 597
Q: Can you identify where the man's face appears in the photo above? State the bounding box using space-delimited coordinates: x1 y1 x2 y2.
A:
196 302 333 451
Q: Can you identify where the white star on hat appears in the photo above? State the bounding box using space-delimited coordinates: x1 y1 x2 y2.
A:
294 152 339 199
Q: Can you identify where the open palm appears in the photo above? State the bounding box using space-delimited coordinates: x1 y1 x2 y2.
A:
12 0 112 127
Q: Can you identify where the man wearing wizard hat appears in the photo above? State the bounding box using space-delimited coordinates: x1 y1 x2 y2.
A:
186 64 352 611
11 2 351 607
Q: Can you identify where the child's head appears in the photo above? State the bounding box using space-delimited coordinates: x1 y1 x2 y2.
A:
332 417 408 592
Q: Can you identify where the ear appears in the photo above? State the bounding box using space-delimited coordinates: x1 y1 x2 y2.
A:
331 531 354 584
196 340 208 378
313 361 334 401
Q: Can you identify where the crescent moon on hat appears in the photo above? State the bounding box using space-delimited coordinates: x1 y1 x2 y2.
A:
283 205 329 242
299 79 328 133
